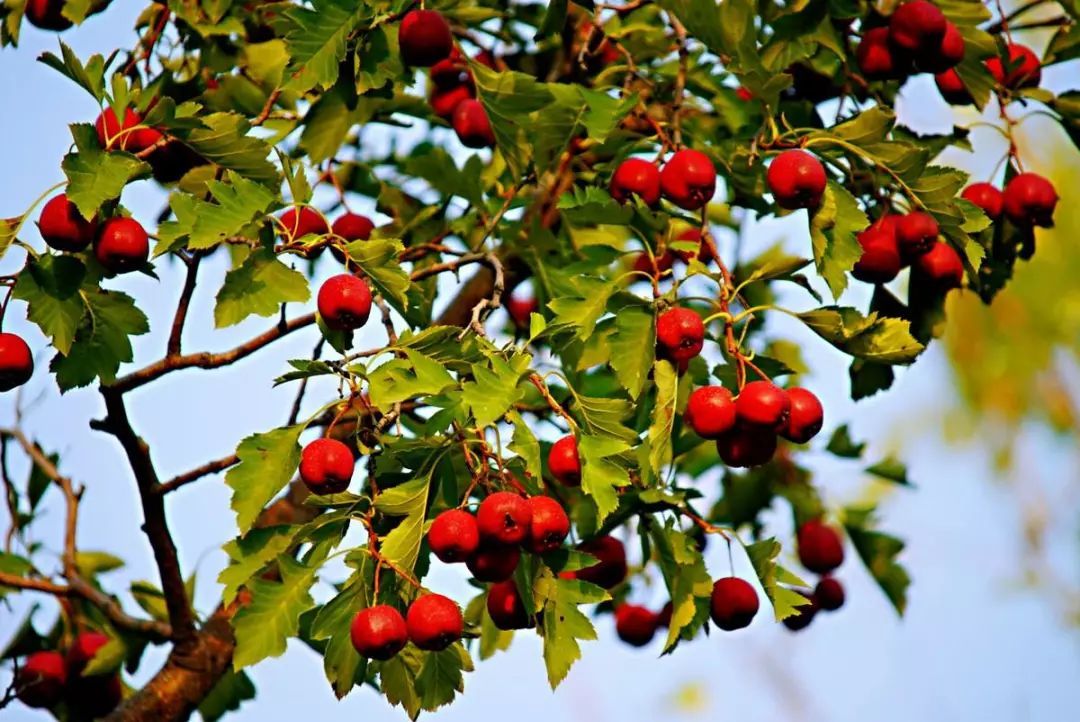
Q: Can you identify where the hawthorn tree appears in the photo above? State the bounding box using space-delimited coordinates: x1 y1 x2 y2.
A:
0 0 1076 720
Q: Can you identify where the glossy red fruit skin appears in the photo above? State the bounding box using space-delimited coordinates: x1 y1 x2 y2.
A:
407 594 463 651
710 577 759 631
1002 172 1058 227
815 577 845 611
735 381 790 429
895 211 939 260
797 520 845 574
332 213 374 241
685 386 736 439
15 650 66 708
547 435 581 486
25 0 73 30
95 107 162 152
38 194 97 252
767 150 827 210
917 21 965 73
94 217 149 274
935 69 972 104
610 158 662 206
279 206 329 239
487 580 531 630
430 47 468 89
716 428 777 468
399 10 453 67
428 509 480 563
782 595 817 631
0 333 34 392
317 274 372 331
452 99 495 149
633 250 676 278
466 542 520 582
614 604 658 647
856 27 903 80
299 438 354 494
852 224 901 284
476 491 532 546
575 536 627 589
505 295 538 329
780 387 824 444
888 0 947 54
986 44 1041 89
350 605 408 660
961 183 1004 220
430 83 474 119
656 308 705 363
660 149 717 210
912 241 964 290
526 496 570 554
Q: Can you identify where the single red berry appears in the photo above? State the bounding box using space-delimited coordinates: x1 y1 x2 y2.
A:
735 86 754 102
467 542 520 582
895 211 939 260
614 604 658 647
505 295 539 329
716 428 777 468
917 21 965 73
430 47 469 89
656 601 674 628
888 0 947 54
660 149 716 210
852 224 901 284
0 333 34 393
298 438 354 494
487 580 531 630
38 194 97 252
350 605 408 660
709 577 759 631
912 241 964 290
767 150 827 211
399 10 453 67
279 206 329 239
94 217 149 274
318 274 372 331
332 213 374 242
780 387 824 444
547 435 581 487
815 577 845 611
429 509 480 563
575 536 627 589
685 386 736 440
961 183 1004 220
656 307 705 364
856 27 904 80
735 380 790 429
24 0 73 30
935 69 972 105
66 632 110 676
95 106 163 152
797 520 845 574
15 650 66 709
526 496 570 554
632 250 676 278
430 83 475 119
986 43 1041 89
453 99 495 149
1002 172 1058 227
610 158 661 206
476 491 532 546
782 594 818 631
406 594 463 651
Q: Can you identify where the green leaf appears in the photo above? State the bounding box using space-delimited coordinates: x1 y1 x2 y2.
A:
225 425 304 536
825 424 865 458
843 507 910 616
472 64 554 177
157 172 276 253
309 573 369 698
849 358 895 401
366 350 455 408
373 465 438 575
744 538 811 621
219 525 298 605
233 555 322 668
608 305 655 399
12 255 87 355
183 112 279 185
578 435 631 523
74 550 124 577
343 237 409 312
548 279 615 342
214 248 311 328
535 572 607 689
415 644 473 712
62 124 151 220
51 287 150 390
380 648 423 720
797 306 924 365
650 524 712 653
808 181 868 300
866 457 911 486
37 42 106 101
571 393 637 442
199 669 256 722
461 356 526 427
284 0 366 93
80 634 125 676
647 359 678 474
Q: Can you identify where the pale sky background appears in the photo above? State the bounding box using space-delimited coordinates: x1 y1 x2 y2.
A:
2 5 1079 722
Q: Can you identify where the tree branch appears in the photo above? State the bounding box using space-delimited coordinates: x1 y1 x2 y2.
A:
166 252 202 357
156 454 240 495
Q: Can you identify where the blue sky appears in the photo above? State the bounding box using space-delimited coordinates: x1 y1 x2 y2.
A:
1 5 1078 721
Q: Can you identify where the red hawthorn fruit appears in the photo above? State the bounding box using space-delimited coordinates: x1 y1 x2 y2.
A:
780 387 824 444
935 68 972 105
526 496 570 554
610 158 662 206
797 520 845 574
575 536 627 589
95 107 163 153
317 274 373 331
912 241 964 290
38 193 97 252
852 223 902 284
430 47 469 90
767 150 827 210
66 631 109 676
0 334 34 392
856 27 904 80
15 650 66 709
614 604 659 647
452 99 496 149
350 605 408 660
406 594 463 651
332 212 374 242
431 83 475 119
782 594 818 631
466 542 520 582
25 0 73 31
986 43 1042 90
487 580 531 630
279 206 329 239
815 577 846 611
428 509 480 563
632 250 676 278
709 577 759 631
1002 172 1058 227
657 601 674 628
735 86 754 102
94 217 149 274
685 386 737 440
735 380 790 429
888 0 947 55
895 211 940 260
579 20 621 66
656 307 705 364
399 10 453 67
917 21 965 73
961 182 1004 220
716 427 777 468
547 435 582 487
670 228 715 264
505 295 539 329
298 438 354 494
660 149 716 210
476 491 532 546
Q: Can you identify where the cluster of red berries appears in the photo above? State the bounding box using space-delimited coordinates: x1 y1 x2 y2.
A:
937 42 1041 105
783 520 847 630
965 174 1058 228
609 149 717 211
856 1 964 83
37 194 149 275
350 593 464 660
14 631 122 716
